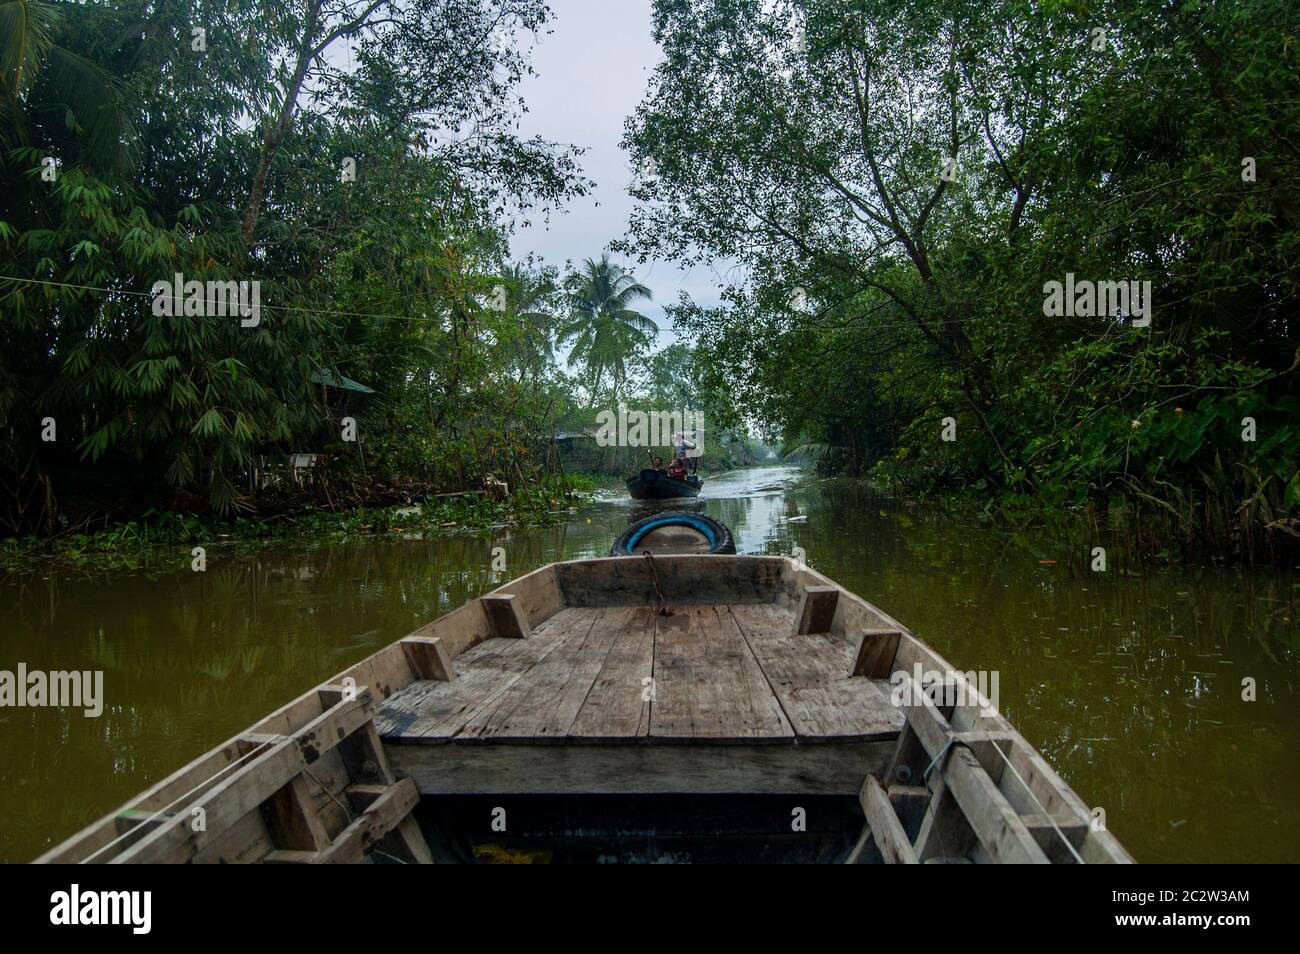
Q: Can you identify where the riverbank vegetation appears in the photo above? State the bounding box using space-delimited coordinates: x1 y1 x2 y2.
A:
622 0 1300 563
0 481 582 572
0 0 758 549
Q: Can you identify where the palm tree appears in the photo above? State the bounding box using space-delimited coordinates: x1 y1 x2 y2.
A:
0 0 133 164
556 255 656 404
497 263 557 379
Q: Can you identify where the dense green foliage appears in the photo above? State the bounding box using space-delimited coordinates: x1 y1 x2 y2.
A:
0 0 592 533
621 0 1300 561
6 0 1291 563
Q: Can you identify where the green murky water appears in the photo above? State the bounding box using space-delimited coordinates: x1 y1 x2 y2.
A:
2 465 1296 863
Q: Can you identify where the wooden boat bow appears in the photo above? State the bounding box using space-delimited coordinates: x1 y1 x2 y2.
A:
36 556 1132 864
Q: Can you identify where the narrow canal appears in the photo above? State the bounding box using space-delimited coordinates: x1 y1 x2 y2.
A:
3 465 1296 862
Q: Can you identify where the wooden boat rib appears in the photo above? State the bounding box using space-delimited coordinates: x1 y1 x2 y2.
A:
37 556 1132 864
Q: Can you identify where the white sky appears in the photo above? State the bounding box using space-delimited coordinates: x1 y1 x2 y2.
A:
509 0 726 346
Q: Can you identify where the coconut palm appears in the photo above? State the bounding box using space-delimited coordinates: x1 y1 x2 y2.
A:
557 255 656 404
496 263 558 379
0 0 133 164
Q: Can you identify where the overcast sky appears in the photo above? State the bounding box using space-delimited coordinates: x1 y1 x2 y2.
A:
509 0 725 346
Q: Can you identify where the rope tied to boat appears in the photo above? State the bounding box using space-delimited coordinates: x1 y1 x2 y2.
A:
79 734 284 863
986 738 1088 864
921 737 957 785
920 729 1087 864
641 550 672 615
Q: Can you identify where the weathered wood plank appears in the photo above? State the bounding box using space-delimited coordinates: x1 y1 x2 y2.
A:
266 778 421 865
650 605 793 740
387 739 895 795
209 742 351 858
793 585 839 634
402 636 455 681
851 629 902 678
344 782 390 810
896 674 1049 863
399 599 494 663
262 849 319 864
261 774 331 852
192 807 277 864
556 555 793 607
487 562 563 628
1020 813 1089 863
394 565 559 664
943 746 1050 864
330 641 416 706
481 593 532 639
458 608 615 739
112 692 376 864
957 729 1015 783
569 607 656 739
389 816 435 865
893 633 997 734
729 604 902 740
374 609 584 739
860 775 919 864
344 782 433 863
1000 740 1090 820
317 778 421 864
895 673 955 762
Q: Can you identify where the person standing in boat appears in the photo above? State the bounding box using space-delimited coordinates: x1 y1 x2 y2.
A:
674 432 698 473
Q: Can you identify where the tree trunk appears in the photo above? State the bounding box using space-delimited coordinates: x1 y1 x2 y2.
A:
242 1 325 246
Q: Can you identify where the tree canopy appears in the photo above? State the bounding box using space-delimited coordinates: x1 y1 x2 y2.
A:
621 0 1300 560
0 0 589 530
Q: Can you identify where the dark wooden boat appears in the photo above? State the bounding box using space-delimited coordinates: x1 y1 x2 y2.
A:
626 467 702 499
36 555 1132 864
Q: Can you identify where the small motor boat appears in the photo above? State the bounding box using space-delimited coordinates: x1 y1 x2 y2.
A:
626 468 702 500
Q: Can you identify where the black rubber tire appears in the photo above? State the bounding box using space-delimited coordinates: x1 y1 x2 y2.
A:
609 511 736 556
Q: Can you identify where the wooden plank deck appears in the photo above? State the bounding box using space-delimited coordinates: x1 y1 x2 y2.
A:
375 604 903 746
730 604 902 740
650 605 793 740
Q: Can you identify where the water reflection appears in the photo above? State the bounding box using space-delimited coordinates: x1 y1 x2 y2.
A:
1 465 1295 862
